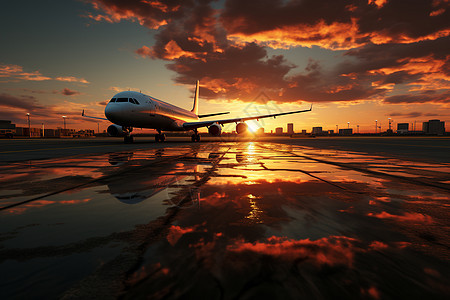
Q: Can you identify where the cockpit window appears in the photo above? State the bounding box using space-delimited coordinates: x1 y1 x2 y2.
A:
129 98 136 104
109 98 116 103
134 98 140 105
116 98 128 102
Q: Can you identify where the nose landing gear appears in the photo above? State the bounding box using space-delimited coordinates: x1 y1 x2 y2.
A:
123 127 134 143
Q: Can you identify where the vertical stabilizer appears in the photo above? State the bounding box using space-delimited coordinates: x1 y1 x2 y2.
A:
191 80 199 115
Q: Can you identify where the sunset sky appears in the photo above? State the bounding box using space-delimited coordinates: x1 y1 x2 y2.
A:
1 0 449 133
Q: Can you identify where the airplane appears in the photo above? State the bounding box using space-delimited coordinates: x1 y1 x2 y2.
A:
82 81 312 143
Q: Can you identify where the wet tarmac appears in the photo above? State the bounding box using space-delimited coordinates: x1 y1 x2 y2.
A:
0 141 449 299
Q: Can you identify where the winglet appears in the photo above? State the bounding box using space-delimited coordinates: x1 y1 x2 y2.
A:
310 103 313 111
191 80 199 115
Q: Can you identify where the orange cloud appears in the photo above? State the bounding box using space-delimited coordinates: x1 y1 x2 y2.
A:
167 225 196 246
0 64 89 84
367 211 434 224
227 236 360 267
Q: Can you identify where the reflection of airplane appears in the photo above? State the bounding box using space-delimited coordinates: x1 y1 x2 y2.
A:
108 152 134 166
105 153 199 206
82 81 312 143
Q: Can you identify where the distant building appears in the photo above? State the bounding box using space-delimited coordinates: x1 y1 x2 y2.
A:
397 123 409 134
301 129 307 134
423 119 445 135
16 127 40 137
0 120 16 138
275 127 283 135
44 129 56 137
287 123 294 134
339 128 353 135
328 130 334 135
312 127 323 134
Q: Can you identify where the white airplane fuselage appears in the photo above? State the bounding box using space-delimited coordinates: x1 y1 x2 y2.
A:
105 91 198 131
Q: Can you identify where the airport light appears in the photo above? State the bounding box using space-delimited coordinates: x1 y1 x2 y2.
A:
375 120 378 134
62 116 67 136
388 118 392 131
26 113 31 138
347 122 350 129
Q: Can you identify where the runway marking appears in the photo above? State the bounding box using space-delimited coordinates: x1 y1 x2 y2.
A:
0 144 120 154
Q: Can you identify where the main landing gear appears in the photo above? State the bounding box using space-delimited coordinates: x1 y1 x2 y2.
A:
155 130 166 142
191 129 201 142
123 127 134 143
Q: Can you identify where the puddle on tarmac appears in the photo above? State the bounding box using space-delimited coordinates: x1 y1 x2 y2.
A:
0 142 449 299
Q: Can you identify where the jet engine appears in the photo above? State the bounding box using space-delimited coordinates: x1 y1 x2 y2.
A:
236 122 248 134
208 123 222 136
107 124 125 137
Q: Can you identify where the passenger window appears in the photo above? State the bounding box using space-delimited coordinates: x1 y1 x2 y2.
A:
134 98 140 105
116 98 128 102
109 98 116 103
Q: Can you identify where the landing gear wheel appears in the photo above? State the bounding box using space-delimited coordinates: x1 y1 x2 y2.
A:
191 134 200 142
124 135 134 143
155 133 166 142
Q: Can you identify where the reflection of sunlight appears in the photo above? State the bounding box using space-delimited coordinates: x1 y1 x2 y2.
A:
245 194 263 223
246 142 256 155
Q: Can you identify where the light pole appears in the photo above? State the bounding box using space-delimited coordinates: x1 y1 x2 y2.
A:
336 125 338 133
388 118 392 131
26 113 31 138
357 125 359 134
347 122 350 129
62 116 67 136
375 120 378 134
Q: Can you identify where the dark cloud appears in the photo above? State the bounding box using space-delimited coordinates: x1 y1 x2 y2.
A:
88 0 450 104
384 91 450 104
61 88 80 96
388 111 444 118
221 0 450 47
0 93 46 110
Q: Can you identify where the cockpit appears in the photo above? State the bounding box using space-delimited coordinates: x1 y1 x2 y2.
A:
109 97 140 105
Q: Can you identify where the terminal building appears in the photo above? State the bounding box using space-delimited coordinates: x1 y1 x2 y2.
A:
397 123 409 134
339 128 353 135
422 119 445 135
312 127 323 134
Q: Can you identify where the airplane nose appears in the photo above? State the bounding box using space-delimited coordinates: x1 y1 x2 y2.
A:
105 104 122 123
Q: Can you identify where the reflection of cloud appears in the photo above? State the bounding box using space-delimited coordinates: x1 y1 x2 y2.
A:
367 211 434 224
167 225 196 246
227 236 359 267
6 198 91 215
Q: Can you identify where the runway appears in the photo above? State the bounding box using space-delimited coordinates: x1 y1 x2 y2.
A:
0 138 449 299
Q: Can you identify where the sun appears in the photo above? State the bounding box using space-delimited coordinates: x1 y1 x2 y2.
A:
247 121 261 133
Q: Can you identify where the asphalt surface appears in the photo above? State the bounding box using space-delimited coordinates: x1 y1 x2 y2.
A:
0 137 449 299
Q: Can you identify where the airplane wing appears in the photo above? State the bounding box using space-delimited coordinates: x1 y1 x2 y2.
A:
183 105 312 130
81 110 108 121
198 112 229 118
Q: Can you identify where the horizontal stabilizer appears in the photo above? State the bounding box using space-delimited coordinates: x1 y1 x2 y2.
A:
198 112 230 118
